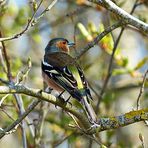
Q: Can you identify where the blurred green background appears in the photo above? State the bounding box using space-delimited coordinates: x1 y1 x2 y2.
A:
0 0 148 147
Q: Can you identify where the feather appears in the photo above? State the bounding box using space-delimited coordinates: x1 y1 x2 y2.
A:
42 51 96 122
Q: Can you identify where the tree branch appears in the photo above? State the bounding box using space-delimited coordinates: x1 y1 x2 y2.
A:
88 0 148 33
75 20 126 59
137 69 148 110
0 82 91 129
0 100 41 139
0 31 12 79
98 108 148 132
0 83 147 135
0 0 58 42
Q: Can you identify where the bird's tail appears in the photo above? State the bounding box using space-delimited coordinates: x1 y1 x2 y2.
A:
81 96 97 123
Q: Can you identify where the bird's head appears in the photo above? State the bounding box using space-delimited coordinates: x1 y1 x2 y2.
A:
45 38 75 54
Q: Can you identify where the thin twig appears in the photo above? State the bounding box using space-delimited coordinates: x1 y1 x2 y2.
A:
88 0 148 33
0 108 21 135
0 0 58 144
0 100 41 139
75 20 126 60
68 112 80 128
0 108 16 121
139 133 145 148
34 101 49 147
35 0 58 23
137 69 148 110
69 124 104 146
0 47 7 74
53 133 75 147
0 0 58 42
0 30 28 147
0 31 12 79
95 0 140 112
0 0 43 42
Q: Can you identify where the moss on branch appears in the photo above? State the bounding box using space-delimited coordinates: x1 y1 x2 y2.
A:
0 84 147 135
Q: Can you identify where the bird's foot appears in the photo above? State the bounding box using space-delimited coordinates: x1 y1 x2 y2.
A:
58 90 65 99
54 91 65 109
55 94 72 109
37 89 43 94
65 96 72 108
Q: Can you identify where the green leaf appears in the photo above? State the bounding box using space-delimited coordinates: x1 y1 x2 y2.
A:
112 68 130 75
134 57 148 70
77 22 93 41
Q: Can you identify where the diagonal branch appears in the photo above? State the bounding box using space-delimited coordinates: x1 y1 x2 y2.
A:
0 0 58 42
75 20 126 59
88 0 148 33
98 108 148 132
0 82 91 129
0 31 12 79
0 83 147 135
0 0 43 42
0 30 28 148
137 69 148 110
0 100 41 139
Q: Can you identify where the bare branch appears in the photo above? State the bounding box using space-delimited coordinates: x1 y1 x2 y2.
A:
0 83 147 135
88 0 148 33
0 0 58 42
0 31 12 79
137 69 148 110
0 100 41 139
0 82 91 130
0 29 28 147
75 20 126 59
97 108 148 132
139 133 145 148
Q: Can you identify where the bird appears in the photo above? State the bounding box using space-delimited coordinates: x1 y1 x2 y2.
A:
41 38 97 123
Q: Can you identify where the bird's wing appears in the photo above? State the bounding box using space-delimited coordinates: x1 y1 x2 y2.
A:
42 52 96 122
42 52 92 101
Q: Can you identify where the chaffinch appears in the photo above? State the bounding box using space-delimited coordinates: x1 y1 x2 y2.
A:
41 38 97 123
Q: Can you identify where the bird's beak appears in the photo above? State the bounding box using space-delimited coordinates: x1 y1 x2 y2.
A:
67 42 75 47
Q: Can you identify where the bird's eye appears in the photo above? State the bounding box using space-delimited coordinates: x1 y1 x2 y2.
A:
63 41 66 44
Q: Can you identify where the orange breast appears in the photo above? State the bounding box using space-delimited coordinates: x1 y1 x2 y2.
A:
42 71 63 92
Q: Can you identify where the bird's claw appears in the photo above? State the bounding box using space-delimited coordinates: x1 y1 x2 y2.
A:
37 89 43 94
58 90 65 98
55 104 58 109
54 95 72 109
65 96 72 108
54 94 65 109
65 100 72 108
